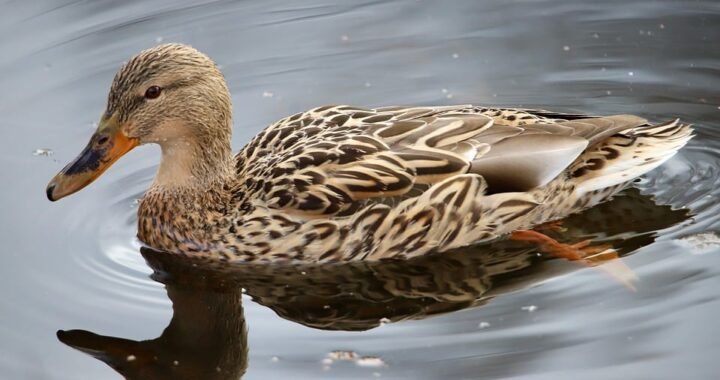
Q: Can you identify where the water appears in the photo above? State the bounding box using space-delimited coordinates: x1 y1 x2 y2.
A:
2 1 720 379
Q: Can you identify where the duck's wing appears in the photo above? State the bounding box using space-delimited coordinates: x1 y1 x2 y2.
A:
234 105 647 217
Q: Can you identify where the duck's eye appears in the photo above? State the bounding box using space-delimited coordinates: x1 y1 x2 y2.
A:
97 135 109 146
144 85 162 99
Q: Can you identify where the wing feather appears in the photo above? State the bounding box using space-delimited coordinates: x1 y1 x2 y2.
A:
236 105 649 218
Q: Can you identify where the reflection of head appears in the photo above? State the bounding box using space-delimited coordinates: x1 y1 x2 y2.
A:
58 274 247 380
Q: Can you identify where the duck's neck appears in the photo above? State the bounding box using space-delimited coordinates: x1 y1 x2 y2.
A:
139 130 235 251
152 134 234 191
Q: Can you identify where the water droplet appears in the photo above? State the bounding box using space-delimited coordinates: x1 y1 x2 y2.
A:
379 317 390 325
606 90 613 95
126 355 136 362
446 93 454 99
321 358 333 365
478 321 491 329
155 36 164 43
32 148 53 157
441 88 448 94
628 71 634 76
452 53 459 59
521 305 538 312
563 45 570 51
592 33 599 39
173 360 179 366
300 271 307 275
262 91 274 98
660 24 665 29
364 82 372 87
271 356 280 362
340 35 349 41
323 305 330 309
373 372 382 377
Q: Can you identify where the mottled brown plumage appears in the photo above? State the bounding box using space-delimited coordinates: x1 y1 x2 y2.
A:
47 43 693 262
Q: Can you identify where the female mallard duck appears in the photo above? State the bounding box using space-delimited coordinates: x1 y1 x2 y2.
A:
46 43 692 263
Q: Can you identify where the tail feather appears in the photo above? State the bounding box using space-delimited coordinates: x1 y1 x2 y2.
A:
571 119 693 196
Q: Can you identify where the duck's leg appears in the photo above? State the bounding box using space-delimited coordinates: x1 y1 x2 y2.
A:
510 229 636 289
509 230 616 263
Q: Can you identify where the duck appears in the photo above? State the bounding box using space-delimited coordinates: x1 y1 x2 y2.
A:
46 43 693 263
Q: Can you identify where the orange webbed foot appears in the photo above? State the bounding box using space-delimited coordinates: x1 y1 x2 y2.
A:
510 229 636 290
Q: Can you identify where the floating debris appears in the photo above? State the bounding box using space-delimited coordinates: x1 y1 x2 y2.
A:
173 360 179 366
563 45 570 51
478 321 491 329
327 351 359 361
628 71 634 76
126 355 136 362
32 148 53 157
356 356 386 368
324 351 387 368
521 305 538 312
679 232 720 254
262 91 274 98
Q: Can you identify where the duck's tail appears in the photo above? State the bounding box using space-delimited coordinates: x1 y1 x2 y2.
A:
569 118 693 201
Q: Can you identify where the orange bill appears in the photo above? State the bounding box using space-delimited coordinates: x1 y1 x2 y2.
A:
46 113 138 201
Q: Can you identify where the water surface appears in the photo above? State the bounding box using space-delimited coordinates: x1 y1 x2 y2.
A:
1 1 720 379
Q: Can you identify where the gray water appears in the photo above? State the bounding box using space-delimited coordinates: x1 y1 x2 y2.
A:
1 1 720 379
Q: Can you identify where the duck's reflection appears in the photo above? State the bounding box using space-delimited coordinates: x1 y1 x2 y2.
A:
58 188 689 379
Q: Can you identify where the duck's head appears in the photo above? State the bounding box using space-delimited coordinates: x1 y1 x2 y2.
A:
47 43 232 201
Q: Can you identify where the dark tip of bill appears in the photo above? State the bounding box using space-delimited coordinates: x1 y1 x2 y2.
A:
46 183 56 201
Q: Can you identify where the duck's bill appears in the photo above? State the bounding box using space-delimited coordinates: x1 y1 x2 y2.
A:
46 115 138 201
